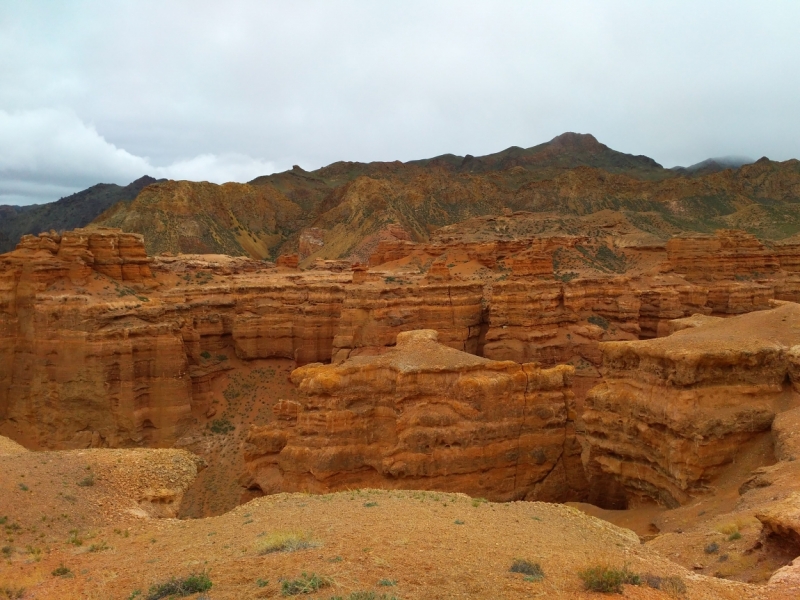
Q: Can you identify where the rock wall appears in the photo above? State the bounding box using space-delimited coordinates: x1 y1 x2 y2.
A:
331 282 485 362
667 230 781 281
483 277 640 373
582 303 800 508
243 330 586 501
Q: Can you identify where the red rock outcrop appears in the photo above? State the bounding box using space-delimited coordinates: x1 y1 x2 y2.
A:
583 303 800 508
667 229 781 280
483 277 640 365
331 282 484 362
231 282 346 364
243 329 585 501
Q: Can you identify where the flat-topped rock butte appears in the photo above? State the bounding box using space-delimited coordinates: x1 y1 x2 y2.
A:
5 211 800 595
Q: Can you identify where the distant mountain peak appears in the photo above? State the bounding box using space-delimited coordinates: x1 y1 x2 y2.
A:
548 132 601 148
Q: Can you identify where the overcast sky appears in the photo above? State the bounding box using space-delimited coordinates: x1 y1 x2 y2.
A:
1 1 799 205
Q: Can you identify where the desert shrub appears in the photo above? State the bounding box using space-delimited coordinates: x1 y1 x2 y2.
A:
280 572 331 596
200 351 211 359
67 530 83 546
363 501 378 508
1 546 11 557
145 571 212 600
728 531 742 541
661 575 688 596
209 418 234 434
89 541 109 552
256 578 269 587
588 315 610 330
578 565 640 593
510 559 544 581
704 541 719 554
377 578 396 586
258 532 318 555
643 573 686 596
52 564 72 577
77 474 95 487
0 587 25 599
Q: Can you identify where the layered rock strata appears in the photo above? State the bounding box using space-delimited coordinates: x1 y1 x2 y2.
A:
583 303 800 508
332 282 484 362
243 330 585 502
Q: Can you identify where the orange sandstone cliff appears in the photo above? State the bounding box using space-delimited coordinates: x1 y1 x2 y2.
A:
243 329 586 502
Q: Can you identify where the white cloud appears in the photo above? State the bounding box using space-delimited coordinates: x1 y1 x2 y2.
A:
0 109 279 205
154 153 278 184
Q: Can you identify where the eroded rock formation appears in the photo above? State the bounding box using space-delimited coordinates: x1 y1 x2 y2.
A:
583 303 800 508
244 330 586 501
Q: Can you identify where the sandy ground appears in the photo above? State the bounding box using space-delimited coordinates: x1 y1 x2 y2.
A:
1 488 767 600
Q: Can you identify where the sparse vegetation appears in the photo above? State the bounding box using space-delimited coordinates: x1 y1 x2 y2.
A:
704 541 720 554
209 418 235 434
728 531 741 541
280 572 332 596
200 351 211 359
52 563 72 577
77 474 95 487
377 579 396 586
588 314 610 330
144 571 212 600
256 578 269 587
0 587 25 599
67 529 83 546
643 573 687 596
17 483 28 492
89 540 109 552
257 531 318 555
578 565 640 593
363 501 378 508
510 559 544 581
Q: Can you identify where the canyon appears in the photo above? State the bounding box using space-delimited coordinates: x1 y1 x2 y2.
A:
5 216 800 595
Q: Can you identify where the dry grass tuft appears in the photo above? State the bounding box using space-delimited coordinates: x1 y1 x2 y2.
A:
257 531 319 555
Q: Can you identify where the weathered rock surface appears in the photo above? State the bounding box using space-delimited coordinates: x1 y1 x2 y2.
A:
332 282 484 362
244 330 585 501
583 303 800 508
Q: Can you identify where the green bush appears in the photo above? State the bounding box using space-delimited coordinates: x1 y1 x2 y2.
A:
52 564 72 577
578 565 640 593
145 571 212 600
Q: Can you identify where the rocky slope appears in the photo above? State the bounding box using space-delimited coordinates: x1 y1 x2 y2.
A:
0 176 157 253
82 133 800 261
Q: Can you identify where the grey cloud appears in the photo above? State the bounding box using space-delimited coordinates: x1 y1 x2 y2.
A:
1 1 799 205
